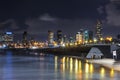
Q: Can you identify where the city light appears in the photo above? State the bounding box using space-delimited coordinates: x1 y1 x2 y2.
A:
100 67 105 78
106 36 112 42
110 69 114 78
93 38 97 43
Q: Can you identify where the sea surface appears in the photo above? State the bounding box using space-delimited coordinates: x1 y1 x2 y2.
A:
0 51 120 80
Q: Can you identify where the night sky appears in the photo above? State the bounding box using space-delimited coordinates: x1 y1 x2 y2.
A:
0 0 120 41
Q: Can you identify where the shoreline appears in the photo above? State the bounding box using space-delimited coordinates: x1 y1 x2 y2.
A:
87 58 120 71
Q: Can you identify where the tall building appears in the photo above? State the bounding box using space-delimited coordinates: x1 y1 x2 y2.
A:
96 20 102 41
84 30 93 43
48 30 54 45
57 30 63 44
63 35 67 43
69 37 74 43
22 31 28 45
76 32 83 44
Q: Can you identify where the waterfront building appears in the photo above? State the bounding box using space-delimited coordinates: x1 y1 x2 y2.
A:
83 30 93 43
57 30 63 45
48 30 54 46
96 20 103 42
22 31 28 46
76 32 83 44
3 32 13 42
63 35 67 43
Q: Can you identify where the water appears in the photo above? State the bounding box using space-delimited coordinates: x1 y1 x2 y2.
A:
0 51 120 80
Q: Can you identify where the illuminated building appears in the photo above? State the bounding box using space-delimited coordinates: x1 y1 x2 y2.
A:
96 20 102 41
76 32 83 44
22 31 28 46
3 32 13 42
57 30 63 44
48 30 54 45
84 30 93 43
63 35 67 43
69 37 74 43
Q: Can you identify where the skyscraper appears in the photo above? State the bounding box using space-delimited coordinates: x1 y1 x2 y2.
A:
96 20 102 41
76 32 83 44
48 30 54 45
84 30 93 43
63 35 67 43
57 30 63 44
22 31 28 46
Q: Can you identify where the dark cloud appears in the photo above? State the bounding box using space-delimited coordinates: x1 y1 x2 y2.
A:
105 2 120 26
39 13 57 22
25 13 96 36
96 0 120 37
0 0 119 40
97 6 104 14
0 19 19 31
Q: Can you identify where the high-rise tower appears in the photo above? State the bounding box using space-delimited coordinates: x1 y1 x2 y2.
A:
22 31 28 46
23 31 27 41
48 30 54 45
96 20 102 41
57 30 63 44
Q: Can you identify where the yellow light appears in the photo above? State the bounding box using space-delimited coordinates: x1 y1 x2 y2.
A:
93 38 97 43
70 43 73 46
66 57 69 70
75 42 77 45
55 56 58 72
79 61 81 70
62 57 65 71
85 63 89 73
85 63 89 80
85 40 88 44
110 69 114 78
100 37 104 41
86 60 88 63
70 58 73 73
89 64 94 73
53 41 57 46
100 67 105 78
75 59 78 73
65 43 69 47
89 40 93 43
106 36 112 42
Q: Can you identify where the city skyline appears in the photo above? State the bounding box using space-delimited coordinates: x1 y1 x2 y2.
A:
0 0 120 40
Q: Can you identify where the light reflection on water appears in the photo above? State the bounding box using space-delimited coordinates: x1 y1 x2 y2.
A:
0 51 120 80
57 56 120 80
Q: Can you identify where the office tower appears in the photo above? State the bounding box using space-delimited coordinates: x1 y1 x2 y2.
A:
84 30 93 43
48 30 54 45
76 32 83 44
96 20 102 41
22 31 28 45
57 30 63 44
63 35 67 43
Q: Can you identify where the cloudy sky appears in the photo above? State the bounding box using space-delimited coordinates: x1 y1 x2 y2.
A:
0 0 120 41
